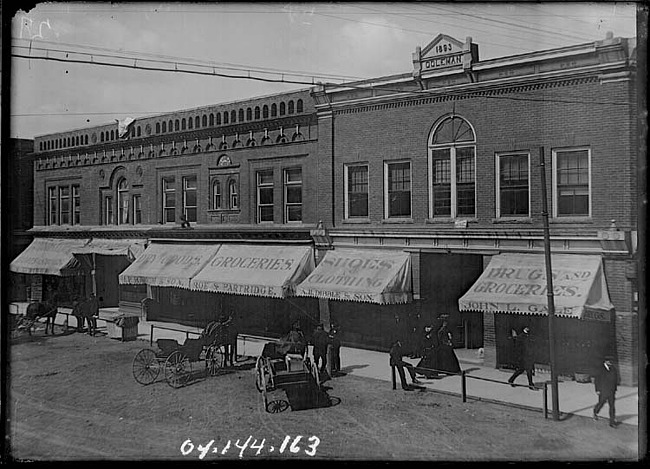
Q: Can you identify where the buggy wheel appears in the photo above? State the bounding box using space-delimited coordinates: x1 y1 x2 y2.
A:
164 351 192 388
132 349 160 385
266 399 289 413
206 345 225 376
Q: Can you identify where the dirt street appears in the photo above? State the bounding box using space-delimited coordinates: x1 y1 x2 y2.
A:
6 325 639 461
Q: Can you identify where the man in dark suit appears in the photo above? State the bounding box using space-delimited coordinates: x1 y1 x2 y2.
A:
311 323 330 375
593 355 620 428
389 340 421 391
507 326 536 390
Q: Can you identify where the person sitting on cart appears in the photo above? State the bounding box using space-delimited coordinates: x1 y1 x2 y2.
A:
277 322 307 357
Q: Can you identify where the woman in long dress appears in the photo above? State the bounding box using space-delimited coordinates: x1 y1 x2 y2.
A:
435 319 461 374
416 326 439 378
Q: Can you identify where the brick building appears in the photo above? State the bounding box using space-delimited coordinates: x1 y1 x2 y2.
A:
304 33 640 385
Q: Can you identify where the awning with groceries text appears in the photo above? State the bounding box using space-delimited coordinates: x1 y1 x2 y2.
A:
295 248 412 304
9 238 88 276
118 243 220 288
458 253 614 320
189 244 314 298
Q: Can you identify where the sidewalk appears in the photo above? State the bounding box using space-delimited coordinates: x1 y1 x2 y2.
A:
10 302 639 427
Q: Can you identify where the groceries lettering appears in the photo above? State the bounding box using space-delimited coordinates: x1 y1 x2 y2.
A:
209 256 294 271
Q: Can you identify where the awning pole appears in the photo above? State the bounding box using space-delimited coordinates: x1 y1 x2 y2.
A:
92 252 97 297
540 146 560 421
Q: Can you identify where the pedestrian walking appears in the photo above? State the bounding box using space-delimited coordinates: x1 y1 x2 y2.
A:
415 325 439 378
329 322 342 375
507 326 536 389
389 340 421 391
435 316 461 374
593 355 620 428
311 323 330 375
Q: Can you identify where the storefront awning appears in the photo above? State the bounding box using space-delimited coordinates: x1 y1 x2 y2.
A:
9 238 88 276
295 248 412 304
189 244 314 298
458 253 614 320
72 238 147 261
118 243 220 288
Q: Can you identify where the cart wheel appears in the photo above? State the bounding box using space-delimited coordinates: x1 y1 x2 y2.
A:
266 399 289 413
133 349 160 385
206 345 225 376
164 351 192 388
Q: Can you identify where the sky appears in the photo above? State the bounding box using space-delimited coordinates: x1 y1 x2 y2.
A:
9 2 639 139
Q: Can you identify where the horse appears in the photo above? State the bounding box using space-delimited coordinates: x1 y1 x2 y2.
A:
25 301 59 335
72 295 99 336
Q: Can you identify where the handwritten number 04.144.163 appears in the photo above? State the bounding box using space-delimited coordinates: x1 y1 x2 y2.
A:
180 435 320 458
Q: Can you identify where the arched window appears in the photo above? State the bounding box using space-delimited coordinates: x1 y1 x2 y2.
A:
263 105 269 118
188 118 193 129
202 115 208 127
216 113 221 125
168 120 173 131
182 118 186 130
224 111 229 124
162 122 167 133
246 108 252 121
136 127 141 137
255 106 260 120
239 109 244 122
101 133 105 142
428 115 476 219
195 116 200 128
288 100 294 114
209 113 215 126
229 179 238 209
117 178 129 224
76 136 79 145
175 120 180 131
271 103 277 117
110 130 115 140
297 99 304 113
231 110 237 123
213 180 222 209
156 123 161 133
85 135 89 144
279 102 286 116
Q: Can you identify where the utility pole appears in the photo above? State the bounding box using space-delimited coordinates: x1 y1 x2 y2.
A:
539 146 560 421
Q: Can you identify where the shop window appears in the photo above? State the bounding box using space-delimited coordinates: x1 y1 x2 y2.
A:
117 178 129 224
162 177 176 223
345 164 369 218
385 161 411 218
284 168 302 222
183 175 197 223
257 170 274 223
497 153 530 217
213 180 222 209
132 194 142 224
429 115 476 218
229 179 239 209
553 148 590 217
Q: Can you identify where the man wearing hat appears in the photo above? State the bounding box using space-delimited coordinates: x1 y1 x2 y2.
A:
311 323 330 375
593 355 620 428
507 326 536 390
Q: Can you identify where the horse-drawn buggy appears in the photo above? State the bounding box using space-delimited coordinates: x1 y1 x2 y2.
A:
255 338 329 413
132 320 230 388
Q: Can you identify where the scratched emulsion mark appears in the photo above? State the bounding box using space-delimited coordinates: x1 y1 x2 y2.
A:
18 14 56 41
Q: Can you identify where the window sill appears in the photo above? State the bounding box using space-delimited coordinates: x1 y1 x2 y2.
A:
381 218 414 224
425 218 478 224
491 217 533 224
550 217 593 224
207 209 240 213
342 218 371 224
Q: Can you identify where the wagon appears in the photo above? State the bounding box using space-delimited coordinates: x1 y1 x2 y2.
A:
255 340 325 413
132 321 227 388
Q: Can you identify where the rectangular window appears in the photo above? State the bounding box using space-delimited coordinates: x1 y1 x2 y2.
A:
183 176 197 222
456 147 475 217
48 187 57 225
555 148 590 217
229 180 239 209
345 165 369 218
432 149 451 216
72 185 80 225
213 181 222 209
132 194 142 224
385 161 411 218
162 177 176 223
284 168 302 222
105 196 113 225
497 153 529 217
257 170 274 222
118 190 129 225
59 186 70 225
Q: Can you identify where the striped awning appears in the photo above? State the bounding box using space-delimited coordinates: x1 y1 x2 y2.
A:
9 238 88 276
72 238 147 260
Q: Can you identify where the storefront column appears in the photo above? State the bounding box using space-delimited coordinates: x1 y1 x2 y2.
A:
482 311 497 368
319 298 331 331
615 311 638 386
